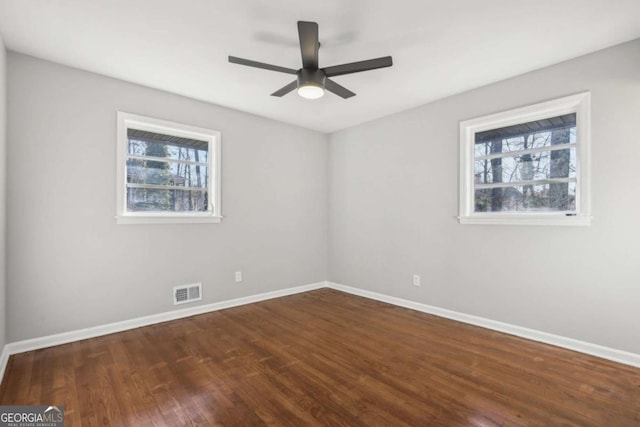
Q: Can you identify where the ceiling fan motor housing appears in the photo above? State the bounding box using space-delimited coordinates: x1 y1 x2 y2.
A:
298 68 326 90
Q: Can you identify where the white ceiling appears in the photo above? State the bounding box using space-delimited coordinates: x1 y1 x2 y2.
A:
1 1 639 133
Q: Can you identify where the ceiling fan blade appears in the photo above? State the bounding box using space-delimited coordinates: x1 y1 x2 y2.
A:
323 56 393 77
228 56 297 75
297 21 319 69
325 79 356 99
270 80 298 97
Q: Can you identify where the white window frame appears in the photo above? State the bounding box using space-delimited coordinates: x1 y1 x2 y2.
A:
116 112 222 224
459 92 591 226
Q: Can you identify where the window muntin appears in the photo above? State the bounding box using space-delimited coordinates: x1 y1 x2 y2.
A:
459 93 590 225
117 113 221 224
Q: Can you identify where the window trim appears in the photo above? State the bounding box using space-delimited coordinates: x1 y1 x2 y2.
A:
116 112 222 224
458 92 591 226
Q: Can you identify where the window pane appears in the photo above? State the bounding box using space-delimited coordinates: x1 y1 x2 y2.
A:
127 160 208 189
127 129 208 164
127 188 209 212
474 148 576 184
474 182 576 212
474 113 576 156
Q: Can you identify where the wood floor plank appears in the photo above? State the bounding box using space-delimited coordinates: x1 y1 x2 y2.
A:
1 288 639 426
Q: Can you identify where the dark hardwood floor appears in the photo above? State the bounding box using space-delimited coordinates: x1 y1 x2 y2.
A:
1 288 639 426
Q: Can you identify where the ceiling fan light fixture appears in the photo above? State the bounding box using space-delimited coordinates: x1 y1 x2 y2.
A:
228 21 392 99
297 69 326 100
297 83 324 99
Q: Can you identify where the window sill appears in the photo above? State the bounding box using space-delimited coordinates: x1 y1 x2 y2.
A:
458 215 592 226
116 214 223 225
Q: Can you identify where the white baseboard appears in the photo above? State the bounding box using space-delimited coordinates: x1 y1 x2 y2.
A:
0 345 9 387
327 282 640 369
4 281 326 358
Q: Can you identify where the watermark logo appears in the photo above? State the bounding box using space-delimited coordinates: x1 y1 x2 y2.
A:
0 405 64 427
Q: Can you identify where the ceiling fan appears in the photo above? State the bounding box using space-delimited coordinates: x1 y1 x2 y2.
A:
229 21 393 100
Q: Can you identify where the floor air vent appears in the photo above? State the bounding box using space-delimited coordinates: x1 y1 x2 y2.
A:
173 283 202 305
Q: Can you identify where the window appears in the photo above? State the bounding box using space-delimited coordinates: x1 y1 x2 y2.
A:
459 92 591 226
116 112 221 224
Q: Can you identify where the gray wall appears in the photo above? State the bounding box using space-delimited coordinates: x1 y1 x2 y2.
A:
7 53 329 342
0 34 6 350
329 39 640 354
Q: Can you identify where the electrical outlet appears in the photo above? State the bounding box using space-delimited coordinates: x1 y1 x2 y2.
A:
235 271 242 283
412 274 421 287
